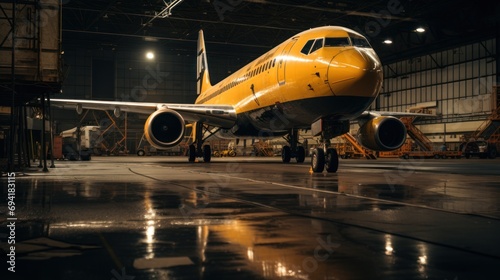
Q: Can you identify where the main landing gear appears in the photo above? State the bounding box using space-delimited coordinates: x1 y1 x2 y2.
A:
188 122 218 163
281 129 306 163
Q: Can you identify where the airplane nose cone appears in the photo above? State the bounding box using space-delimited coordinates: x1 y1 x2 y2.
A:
327 48 383 98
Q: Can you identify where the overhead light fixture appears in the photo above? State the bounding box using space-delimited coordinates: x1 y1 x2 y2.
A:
415 27 426 33
383 39 393 45
146 51 155 60
144 36 158 42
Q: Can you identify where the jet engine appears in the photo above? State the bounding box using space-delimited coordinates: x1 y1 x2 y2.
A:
357 116 406 151
144 109 185 149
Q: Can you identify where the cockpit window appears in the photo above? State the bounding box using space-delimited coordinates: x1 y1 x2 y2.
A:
349 34 371 48
310 38 324 53
324 37 350 47
300 39 314 55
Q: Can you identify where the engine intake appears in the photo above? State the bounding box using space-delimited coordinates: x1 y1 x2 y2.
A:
144 109 185 149
357 116 406 151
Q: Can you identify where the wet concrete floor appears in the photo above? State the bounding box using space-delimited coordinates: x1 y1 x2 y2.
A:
1 156 500 279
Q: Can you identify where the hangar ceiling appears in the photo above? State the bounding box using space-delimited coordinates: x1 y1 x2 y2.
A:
62 0 497 63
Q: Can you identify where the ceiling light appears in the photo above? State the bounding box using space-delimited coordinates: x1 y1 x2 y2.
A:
415 27 426 33
383 39 393 45
146 51 155 60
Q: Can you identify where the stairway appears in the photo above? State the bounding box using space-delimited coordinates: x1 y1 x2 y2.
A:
254 141 274 157
400 116 434 151
470 105 500 140
341 133 377 159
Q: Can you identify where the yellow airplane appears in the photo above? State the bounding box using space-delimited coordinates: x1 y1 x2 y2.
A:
52 26 409 173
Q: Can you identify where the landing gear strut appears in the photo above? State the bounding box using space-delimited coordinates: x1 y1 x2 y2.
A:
188 122 218 163
281 129 306 164
309 118 349 173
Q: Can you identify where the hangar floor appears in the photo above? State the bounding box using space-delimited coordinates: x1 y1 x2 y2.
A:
2 156 500 280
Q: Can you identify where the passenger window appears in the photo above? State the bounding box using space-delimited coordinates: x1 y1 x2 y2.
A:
325 37 350 47
309 38 324 53
300 39 315 55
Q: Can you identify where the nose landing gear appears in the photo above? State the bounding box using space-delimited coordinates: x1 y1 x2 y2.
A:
310 143 339 173
309 118 349 173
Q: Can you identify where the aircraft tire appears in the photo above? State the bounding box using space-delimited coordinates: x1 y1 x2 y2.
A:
203 145 212 162
311 148 325 173
282 146 291 163
325 148 339 173
296 146 305 163
188 145 196 162
137 149 146 156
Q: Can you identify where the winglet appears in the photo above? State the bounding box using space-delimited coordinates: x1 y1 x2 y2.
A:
197 30 212 95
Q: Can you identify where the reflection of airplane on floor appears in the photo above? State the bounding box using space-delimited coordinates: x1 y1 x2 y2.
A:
52 26 413 173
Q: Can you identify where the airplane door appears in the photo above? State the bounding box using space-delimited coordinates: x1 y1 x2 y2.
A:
277 38 297 86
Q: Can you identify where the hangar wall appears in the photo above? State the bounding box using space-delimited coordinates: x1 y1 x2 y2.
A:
60 49 197 104
58 46 248 105
377 38 497 125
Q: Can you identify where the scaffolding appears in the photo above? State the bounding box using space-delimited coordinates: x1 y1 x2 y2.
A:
0 0 62 172
72 110 129 156
380 108 462 159
460 86 500 157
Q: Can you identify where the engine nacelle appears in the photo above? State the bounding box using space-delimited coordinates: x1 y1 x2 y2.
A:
357 116 406 151
144 109 185 149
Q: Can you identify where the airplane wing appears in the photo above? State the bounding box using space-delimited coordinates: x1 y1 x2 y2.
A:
50 98 237 128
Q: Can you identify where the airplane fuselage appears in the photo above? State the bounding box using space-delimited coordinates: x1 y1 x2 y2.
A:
195 26 383 137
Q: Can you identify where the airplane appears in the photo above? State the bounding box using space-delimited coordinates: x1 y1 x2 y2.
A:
52 26 411 173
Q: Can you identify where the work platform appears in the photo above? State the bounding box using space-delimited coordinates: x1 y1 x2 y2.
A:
0 0 62 172
1 157 499 279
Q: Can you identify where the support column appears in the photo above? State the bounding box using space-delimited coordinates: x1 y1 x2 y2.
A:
41 93 48 172
47 96 55 168
497 22 500 86
496 22 500 109
23 106 31 168
8 0 16 172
